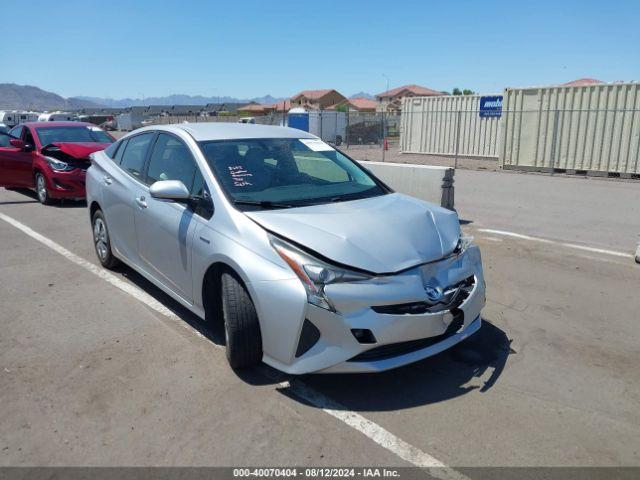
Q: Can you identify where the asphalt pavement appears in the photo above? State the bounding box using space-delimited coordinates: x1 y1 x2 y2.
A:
0 174 639 470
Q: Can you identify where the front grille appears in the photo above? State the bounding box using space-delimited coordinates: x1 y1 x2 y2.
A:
371 276 474 315
348 311 464 362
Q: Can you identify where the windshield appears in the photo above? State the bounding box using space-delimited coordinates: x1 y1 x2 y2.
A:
36 126 114 146
198 138 388 208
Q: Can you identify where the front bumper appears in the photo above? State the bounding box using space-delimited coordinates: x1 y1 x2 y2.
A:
45 169 87 199
254 245 486 374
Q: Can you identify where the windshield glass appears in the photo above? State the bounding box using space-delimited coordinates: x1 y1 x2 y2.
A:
36 126 114 146
198 138 388 208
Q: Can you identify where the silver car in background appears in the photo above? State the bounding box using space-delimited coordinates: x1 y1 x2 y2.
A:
86 123 485 374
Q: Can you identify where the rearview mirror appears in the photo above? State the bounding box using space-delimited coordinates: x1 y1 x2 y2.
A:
9 138 26 149
149 180 191 201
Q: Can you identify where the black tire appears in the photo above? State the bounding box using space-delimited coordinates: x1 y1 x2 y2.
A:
35 172 53 205
92 209 120 269
221 272 262 369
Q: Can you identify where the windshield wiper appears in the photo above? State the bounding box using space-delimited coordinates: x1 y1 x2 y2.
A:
233 199 294 209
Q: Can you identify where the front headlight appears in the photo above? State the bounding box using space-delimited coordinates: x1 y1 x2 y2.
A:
269 233 371 311
454 234 474 255
44 156 75 172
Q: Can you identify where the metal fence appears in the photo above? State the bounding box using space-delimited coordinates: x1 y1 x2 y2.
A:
136 106 640 176
144 111 402 147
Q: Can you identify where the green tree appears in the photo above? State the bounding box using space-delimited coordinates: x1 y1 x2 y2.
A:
452 88 475 96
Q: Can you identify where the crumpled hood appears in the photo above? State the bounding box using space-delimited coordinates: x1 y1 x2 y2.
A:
42 142 111 159
246 193 461 274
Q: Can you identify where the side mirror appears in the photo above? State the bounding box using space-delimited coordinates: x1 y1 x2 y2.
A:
149 180 191 201
9 138 26 149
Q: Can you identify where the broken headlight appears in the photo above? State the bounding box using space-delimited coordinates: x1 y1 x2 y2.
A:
269 234 371 311
454 234 474 255
44 156 75 172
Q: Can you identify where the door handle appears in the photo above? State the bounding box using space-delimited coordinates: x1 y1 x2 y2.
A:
135 196 147 209
103 176 113 185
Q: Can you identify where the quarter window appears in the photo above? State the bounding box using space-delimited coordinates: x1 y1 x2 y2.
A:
114 139 128 164
9 125 23 140
119 133 153 179
146 133 201 193
104 140 120 160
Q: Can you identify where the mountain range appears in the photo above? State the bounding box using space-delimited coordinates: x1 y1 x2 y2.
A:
0 83 376 111
74 94 287 108
0 84 102 111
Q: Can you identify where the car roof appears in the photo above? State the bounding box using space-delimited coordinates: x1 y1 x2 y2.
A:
138 122 317 142
22 121 96 128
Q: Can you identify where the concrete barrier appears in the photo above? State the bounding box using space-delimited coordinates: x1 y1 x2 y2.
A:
358 161 455 210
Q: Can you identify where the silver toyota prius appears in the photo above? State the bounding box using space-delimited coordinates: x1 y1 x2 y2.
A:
86 123 485 374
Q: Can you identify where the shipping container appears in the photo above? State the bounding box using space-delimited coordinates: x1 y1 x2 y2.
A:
400 94 502 158
500 82 640 175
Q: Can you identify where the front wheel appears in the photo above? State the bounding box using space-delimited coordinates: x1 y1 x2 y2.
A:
35 172 53 205
221 272 263 369
92 210 119 269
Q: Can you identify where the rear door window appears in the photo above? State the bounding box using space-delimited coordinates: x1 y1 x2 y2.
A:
119 133 153 180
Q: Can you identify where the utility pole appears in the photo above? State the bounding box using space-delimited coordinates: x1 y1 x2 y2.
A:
382 74 390 162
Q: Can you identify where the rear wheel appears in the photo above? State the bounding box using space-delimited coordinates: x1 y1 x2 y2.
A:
35 172 52 205
221 272 263 369
92 209 119 269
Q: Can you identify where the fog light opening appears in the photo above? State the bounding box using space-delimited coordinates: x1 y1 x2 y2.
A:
351 329 376 344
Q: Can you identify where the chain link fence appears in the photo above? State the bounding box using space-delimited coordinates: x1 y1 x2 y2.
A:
130 107 640 176
399 108 640 176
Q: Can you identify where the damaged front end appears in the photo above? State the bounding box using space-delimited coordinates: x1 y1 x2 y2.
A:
41 143 103 171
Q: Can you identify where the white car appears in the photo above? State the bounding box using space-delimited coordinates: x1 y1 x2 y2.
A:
86 123 486 374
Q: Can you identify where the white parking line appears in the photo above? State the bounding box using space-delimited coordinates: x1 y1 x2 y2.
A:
0 211 468 480
281 380 468 480
0 212 204 339
478 228 633 259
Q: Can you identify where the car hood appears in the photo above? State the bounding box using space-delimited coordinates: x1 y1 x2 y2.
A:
42 142 111 159
245 193 461 274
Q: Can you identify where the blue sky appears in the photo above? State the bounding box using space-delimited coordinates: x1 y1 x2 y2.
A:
2 0 639 99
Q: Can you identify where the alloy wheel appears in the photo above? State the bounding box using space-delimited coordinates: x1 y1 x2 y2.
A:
36 174 47 203
93 218 109 261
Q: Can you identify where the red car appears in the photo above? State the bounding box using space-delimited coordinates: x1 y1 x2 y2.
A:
0 121 115 204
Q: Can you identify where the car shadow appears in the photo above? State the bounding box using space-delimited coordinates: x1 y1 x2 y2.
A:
100 259 513 410
2 188 87 208
271 320 513 411
236 319 515 410
107 263 226 347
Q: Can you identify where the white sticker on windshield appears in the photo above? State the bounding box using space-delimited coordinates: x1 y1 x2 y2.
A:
299 138 334 152
87 126 102 131
228 165 253 187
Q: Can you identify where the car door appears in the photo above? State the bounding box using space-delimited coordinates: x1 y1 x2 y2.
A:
134 133 203 302
0 125 35 188
101 132 154 264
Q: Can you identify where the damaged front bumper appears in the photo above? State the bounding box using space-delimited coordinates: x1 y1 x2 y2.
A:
44 169 87 199
255 245 486 374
